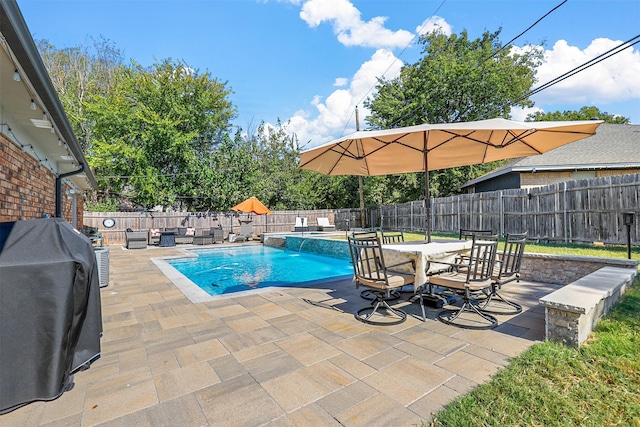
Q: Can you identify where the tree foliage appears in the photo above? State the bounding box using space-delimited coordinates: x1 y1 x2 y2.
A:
41 35 628 214
37 37 124 151
86 59 237 210
526 106 630 124
364 29 543 198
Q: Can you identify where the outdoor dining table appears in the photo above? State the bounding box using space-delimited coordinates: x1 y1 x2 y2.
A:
381 239 473 291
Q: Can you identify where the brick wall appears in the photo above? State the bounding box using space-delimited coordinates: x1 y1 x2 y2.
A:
521 169 640 189
520 171 573 188
0 133 83 226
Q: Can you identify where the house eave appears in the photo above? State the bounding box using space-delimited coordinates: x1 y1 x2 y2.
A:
0 0 98 190
463 163 640 188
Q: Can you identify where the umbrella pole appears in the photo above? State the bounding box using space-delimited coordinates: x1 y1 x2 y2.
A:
423 136 431 243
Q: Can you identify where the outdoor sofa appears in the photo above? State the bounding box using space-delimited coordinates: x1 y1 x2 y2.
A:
193 226 224 245
148 227 196 245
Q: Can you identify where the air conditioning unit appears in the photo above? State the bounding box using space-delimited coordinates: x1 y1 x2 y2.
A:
94 247 109 287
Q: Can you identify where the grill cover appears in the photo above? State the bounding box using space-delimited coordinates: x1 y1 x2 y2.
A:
0 218 102 413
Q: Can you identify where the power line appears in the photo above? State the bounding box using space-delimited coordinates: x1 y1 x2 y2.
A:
488 34 640 119
384 0 571 129
487 0 568 62
340 0 449 137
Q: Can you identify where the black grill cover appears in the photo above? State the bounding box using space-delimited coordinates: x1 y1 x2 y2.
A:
0 218 102 413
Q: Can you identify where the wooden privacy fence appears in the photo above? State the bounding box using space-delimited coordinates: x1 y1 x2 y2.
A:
85 173 639 246
370 173 640 245
84 209 339 245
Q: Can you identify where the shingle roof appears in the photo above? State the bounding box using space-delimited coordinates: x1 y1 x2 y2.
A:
464 123 640 186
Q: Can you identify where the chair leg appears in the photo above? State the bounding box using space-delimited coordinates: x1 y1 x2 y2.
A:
437 289 498 329
479 284 523 315
360 289 400 301
355 291 407 325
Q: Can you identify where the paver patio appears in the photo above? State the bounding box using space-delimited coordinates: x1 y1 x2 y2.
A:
2 243 559 426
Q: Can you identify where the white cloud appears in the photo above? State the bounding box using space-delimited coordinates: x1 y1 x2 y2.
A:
529 38 640 107
333 77 348 87
286 49 402 149
510 106 543 121
299 0 414 48
415 16 452 37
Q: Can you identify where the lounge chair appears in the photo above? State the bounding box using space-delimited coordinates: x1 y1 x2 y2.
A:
294 217 308 232
317 217 336 231
231 221 253 242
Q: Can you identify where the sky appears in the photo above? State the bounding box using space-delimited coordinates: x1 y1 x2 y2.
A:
17 0 640 149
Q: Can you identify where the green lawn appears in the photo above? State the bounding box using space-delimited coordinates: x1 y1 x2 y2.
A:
396 231 640 426
428 278 640 427
404 231 640 262
341 230 639 424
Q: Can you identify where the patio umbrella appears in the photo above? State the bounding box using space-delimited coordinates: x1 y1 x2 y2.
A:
231 196 272 215
299 118 603 241
231 196 272 234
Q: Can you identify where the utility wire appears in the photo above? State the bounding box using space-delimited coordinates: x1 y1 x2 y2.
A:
383 0 570 129
487 0 568 62
340 0 449 137
488 34 640 118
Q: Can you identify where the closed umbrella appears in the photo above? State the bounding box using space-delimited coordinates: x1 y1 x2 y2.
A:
299 118 602 241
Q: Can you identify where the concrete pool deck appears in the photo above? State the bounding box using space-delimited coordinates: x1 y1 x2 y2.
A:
2 242 560 426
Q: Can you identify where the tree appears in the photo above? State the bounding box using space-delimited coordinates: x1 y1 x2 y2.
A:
38 37 124 151
364 28 543 197
87 59 236 210
526 106 630 123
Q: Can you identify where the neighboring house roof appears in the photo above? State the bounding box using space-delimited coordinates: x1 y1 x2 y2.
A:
0 0 97 191
463 123 640 188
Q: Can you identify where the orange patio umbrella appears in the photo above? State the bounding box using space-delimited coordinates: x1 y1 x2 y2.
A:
231 197 272 215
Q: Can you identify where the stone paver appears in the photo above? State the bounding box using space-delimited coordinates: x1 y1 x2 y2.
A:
1 243 559 426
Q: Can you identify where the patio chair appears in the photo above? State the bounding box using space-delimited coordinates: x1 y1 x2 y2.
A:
347 233 414 325
294 217 308 232
316 217 336 231
380 229 404 244
125 230 148 249
479 232 527 315
459 228 493 240
428 234 500 329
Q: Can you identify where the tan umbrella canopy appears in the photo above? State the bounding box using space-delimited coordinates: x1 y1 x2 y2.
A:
231 196 272 215
299 118 603 240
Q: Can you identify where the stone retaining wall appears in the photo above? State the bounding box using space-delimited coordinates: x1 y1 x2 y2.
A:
520 253 639 285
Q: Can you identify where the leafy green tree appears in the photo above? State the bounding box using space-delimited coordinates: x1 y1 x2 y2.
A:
87 59 236 210
38 37 124 151
364 28 542 197
526 106 630 123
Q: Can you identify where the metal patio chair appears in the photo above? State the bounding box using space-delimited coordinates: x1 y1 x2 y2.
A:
380 229 405 244
479 232 527 315
347 233 414 325
429 234 500 329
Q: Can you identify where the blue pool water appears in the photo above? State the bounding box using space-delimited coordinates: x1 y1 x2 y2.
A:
168 245 353 295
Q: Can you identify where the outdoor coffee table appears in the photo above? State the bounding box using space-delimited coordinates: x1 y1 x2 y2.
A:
159 231 176 247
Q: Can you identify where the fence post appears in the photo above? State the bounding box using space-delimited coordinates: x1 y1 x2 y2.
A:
563 181 568 244
411 201 414 231
499 190 504 237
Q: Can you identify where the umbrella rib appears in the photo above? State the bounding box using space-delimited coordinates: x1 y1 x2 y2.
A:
299 139 365 175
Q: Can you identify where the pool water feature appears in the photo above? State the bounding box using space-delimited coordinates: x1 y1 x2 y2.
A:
167 245 353 296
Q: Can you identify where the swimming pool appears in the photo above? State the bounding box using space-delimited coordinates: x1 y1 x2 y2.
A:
167 245 353 296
